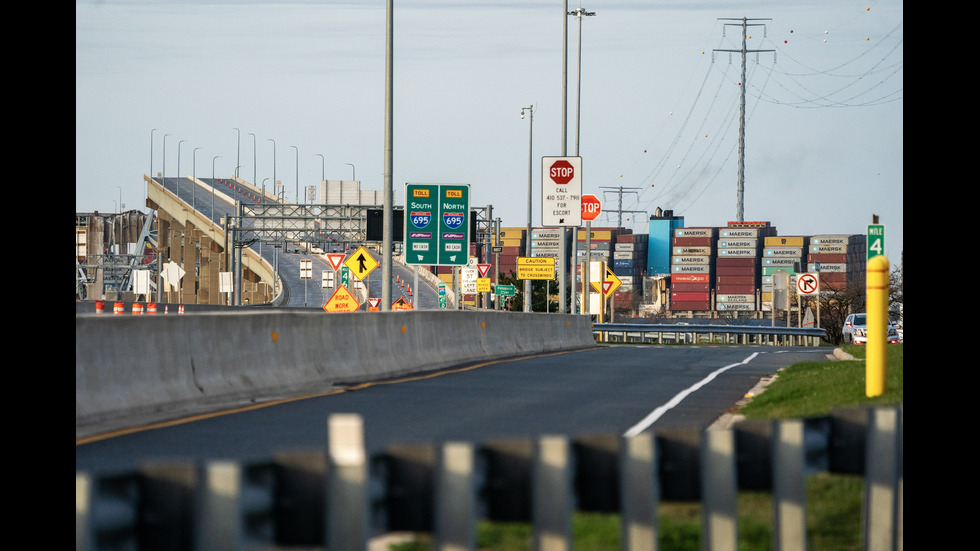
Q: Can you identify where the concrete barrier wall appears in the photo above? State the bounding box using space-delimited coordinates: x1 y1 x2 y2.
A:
76 310 596 438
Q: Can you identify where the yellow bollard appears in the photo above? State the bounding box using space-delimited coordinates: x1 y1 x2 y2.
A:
866 255 890 397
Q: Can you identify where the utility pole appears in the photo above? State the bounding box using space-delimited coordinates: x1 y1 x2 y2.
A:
714 16 773 222
599 186 645 228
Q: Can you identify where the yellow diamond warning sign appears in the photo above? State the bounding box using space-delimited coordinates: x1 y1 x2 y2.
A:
323 285 360 312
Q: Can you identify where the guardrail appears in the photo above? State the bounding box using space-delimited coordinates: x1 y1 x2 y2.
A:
76 406 902 551
593 323 827 346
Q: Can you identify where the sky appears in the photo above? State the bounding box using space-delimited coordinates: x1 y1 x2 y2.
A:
76 0 903 262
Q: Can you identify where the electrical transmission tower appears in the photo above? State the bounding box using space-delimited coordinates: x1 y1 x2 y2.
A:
599 186 646 227
714 16 774 222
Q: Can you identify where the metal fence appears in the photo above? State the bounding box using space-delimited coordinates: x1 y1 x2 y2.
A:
593 323 827 346
76 406 902 551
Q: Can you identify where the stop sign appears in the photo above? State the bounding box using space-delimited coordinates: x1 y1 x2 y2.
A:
582 194 601 221
548 159 575 185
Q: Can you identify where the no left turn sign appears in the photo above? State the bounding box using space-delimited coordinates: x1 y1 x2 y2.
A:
797 273 819 295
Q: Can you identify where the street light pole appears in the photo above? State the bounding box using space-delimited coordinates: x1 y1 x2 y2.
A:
521 105 533 313
212 155 221 220
163 133 170 191
177 139 185 198
569 6 595 315
193 147 201 210
346 163 356 181
249 132 256 188
290 145 299 204
234 128 241 178
268 139 277 201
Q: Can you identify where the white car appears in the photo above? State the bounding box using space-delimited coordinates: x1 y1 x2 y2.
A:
842 313 901 345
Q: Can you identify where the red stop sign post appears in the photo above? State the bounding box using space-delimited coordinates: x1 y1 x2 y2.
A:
581 194 601 221
549 159 575 185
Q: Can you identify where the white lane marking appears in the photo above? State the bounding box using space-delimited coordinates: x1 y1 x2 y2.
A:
623 352 760 438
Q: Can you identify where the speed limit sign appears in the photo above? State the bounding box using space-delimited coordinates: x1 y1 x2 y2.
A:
797 273 819 295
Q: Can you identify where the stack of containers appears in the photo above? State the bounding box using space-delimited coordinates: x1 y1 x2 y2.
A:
575 227 617 295
494 227 526 280
530 228 563 263
669 227 715 311
761 235 809 309
807 234 867 292
714 223 772 312
612 233 648 303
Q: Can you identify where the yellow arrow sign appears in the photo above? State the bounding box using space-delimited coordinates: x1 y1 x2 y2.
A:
344 246 379 280
604 266 622 296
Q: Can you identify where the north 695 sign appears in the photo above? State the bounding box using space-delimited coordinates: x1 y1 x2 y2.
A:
541 156 582 227
404 183 470 266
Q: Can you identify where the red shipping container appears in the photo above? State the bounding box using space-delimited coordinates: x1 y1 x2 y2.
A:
808 253 846 263
715 275 756 286
617 234 637 243
716 266 757 276
671 282 711 292
716 257 756 267
670 301 712 311
715 284 755 294
673 236 714 247
671 291 710 302
672 273 711 283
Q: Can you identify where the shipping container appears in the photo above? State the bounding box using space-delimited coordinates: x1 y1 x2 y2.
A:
715 275 756 286
671 264 711 274
716 265 757 276
577 229 613 242
672 255 711 265
672 236 714 247
671 282 711 292
718 239 758 249
671 291 710 302
716 257 756 267
670 301 712 311
719 227 760 238
715 284 755 294
615 242 635 251
807 253 847 263
765 236 807 247
672 273 711 283
672 246 712 256
674 227 716 237
717 248 756 257
763 258 797 267
765 247 804 257
716 302 756 311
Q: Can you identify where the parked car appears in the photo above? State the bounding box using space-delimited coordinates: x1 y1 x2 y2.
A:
842 313 901 344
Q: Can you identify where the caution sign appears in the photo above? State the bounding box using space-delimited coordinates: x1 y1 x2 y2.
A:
517 256 555 280
323 285 360 312
392 296 413 310
344 246 379 281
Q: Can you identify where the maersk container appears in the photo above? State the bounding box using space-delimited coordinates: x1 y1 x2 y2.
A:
765 247 803 257
671 255 711 264
674 227 716 238
671 282 710 292
716 257 756 267
717 247 757 257
718 239 758 249
671 264 711 274
671 291 710 302
670 300 712 311
672 236 714 247
765 236 807 247
719 227 759 238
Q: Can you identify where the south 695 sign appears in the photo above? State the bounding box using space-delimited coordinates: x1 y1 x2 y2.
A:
404 183 470 266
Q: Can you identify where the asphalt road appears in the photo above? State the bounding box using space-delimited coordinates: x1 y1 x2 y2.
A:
76 345 831 475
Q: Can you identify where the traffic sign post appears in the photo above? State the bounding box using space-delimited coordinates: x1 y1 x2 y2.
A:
404 183 470 266
796 272 820 329
541 157 582 227
517 257 556 280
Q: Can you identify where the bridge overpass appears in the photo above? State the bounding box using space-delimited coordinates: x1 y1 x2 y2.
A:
78 174 449 311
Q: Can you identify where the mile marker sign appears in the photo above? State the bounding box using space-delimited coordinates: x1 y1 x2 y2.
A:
541 156 582 227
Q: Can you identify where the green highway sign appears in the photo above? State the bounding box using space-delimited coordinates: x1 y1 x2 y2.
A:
404 183 470 266
867 224 885 260
494 284 516 297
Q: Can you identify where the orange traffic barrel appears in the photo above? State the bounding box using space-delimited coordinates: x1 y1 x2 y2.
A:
132 303 144 315
113 301 125 315
95 300 104 314
147 303 158 314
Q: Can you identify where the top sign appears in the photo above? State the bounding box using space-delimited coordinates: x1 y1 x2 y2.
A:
581 194 601 222
541 156 582 227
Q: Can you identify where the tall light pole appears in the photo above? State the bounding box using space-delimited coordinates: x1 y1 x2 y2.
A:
177 140 186 198
569 7 595 315
150 129 157 204
193 147 201 210
521 105 533 312
290 145 299 204
249 132 257 187
267 139 277 201
234 128 241 178
162 133 171 190
346 163 356 181
212 155 221 220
